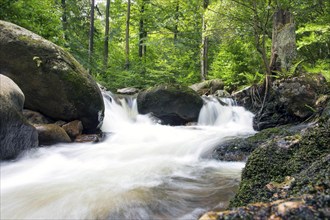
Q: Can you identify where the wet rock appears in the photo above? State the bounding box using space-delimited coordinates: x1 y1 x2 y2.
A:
75 134 101 143
62 120 83 139
0 20 104 132
137 84 203 125
0 74 38 160
229 117 330 208
23 109 51 125
36 124 71 145
190 79 224 95
117 87 139 95
200 194 328 220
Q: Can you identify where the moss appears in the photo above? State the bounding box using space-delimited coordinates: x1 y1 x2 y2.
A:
230 118 330 208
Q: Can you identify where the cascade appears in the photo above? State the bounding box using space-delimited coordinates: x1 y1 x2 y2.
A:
0 92 255 220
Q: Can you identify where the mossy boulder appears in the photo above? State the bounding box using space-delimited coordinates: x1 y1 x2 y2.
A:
229 117 330 208
137 84 203 125
0 74 38 160
233 73 329 130
211 125 299 161
190 79 224 95
0 20 104 132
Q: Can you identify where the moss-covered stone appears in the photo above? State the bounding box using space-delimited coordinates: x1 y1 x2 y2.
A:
137 84 203 125
230 117 330 208
0 20 104 132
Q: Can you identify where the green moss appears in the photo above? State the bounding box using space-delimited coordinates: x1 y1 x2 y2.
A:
230 118 330 208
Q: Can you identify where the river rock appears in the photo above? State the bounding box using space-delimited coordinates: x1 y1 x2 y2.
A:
137 85 203 125
36 124 71 145
23 109 51 125
0 20 104 132
190 79 224 95
0 74 38 160
62 120 83 139
75 134 101 143
117 87 139 95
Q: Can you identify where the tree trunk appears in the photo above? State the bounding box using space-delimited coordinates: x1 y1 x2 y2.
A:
200 0 209 81
125 0 131 69
88 0 95 74
269 9 296 73
174 0 179 42
61 0 68 41
139 1 146 58
103 0 110 72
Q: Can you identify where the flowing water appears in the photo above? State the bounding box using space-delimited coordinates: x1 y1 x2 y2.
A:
0 93 255 220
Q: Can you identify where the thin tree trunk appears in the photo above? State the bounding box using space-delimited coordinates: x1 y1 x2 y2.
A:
174 0 179 42
61 0 68 41
103 0 110 72
138 1 145 58
88 0 95 74
200 0 209 81
125 0 131 69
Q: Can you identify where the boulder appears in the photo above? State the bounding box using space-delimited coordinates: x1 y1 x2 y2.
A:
137 85 203 125
75 134 101 143
190 79 224 95
23 109 51 125
233 73 329 130
0 20 104 132
0 74 38 160
35 124 71 145
62 120 83 139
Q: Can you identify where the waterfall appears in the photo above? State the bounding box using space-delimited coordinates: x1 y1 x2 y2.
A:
0 92 255 220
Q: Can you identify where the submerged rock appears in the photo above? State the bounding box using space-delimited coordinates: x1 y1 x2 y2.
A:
36 124 71 145
137 84 203 125
0 74 38 160
0 20 104 132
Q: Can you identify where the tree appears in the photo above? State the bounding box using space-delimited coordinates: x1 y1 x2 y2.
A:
103 0 111 71
138 0 147 59
88 0 95 74
200 0 209 81
125 0 131 69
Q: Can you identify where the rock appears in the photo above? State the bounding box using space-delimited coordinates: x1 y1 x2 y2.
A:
211 124 300 161
117 87 139 95
36 124 71 145
0 20 104 132
0 75 38 160
23 109 51 125
75 134 101 143
199 194 328 220
54 120 67 127
137 84 203 125
229 118 330 208
213 90 231 98
62 120 83 139
190 79 224 95
233 73 329 130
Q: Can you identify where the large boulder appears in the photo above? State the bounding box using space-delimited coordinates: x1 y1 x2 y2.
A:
0 20 104 132
233 73 329 130
137 85 203 125
0 74 38 160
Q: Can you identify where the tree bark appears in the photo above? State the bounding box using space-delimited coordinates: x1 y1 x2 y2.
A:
125 0 131 69
88 0 95 74
200 0 209 81
174 0 179 42
103 0 110 72
139 0 147 58
269 9 296 73
61 0 68 41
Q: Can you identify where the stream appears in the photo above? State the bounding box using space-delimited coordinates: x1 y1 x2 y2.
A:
0 93 255 219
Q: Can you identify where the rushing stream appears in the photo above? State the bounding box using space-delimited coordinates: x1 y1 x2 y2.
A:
0 93 255 220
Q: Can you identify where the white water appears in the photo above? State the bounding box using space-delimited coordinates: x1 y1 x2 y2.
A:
0 93 255 220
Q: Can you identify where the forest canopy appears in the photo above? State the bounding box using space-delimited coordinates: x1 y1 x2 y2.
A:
1 0 329 91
